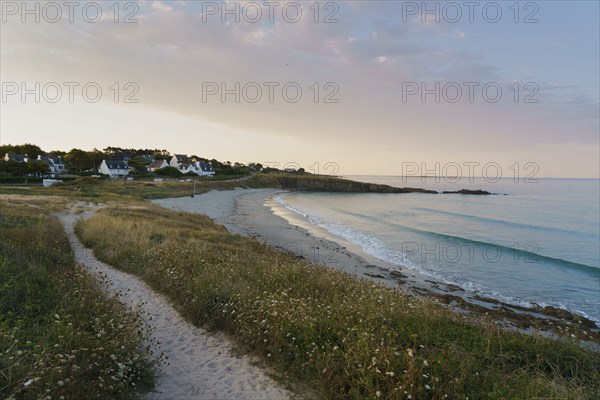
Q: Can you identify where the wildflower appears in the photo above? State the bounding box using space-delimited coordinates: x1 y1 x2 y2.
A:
423 360 428 366
23 378 38 387
57 380 64 386
407 349 414 358
425 384 431 390
376 391 381 397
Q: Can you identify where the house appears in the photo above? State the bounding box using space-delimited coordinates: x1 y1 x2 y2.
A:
170 154 189 168
99 159 129 178
147 159 168 172
169 154 215 176
177 163 195 175
195 161 215 176
4 153 28 162
37 155 66 177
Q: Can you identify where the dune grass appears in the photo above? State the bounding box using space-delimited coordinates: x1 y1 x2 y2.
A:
0 170 397 203
0 201 154 400
75 204 600 399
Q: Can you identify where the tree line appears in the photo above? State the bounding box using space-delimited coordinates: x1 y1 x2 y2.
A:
0 143 264 177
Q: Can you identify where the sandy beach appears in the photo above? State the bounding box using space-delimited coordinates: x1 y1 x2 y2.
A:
152 189 435 293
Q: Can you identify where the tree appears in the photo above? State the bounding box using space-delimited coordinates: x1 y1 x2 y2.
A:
64 149 93 173
48 150 67 158
128 159 149 174
0 143 44 158
27 161 50 177
0 160 26 176
155 166 182 177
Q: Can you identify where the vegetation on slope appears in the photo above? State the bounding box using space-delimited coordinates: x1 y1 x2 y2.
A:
76 204 600 399
0 201 154 400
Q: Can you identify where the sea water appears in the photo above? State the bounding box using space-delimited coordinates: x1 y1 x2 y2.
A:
273 177 600 323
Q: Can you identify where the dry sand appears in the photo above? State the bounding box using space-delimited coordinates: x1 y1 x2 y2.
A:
152 189 420 287
57 203 292 400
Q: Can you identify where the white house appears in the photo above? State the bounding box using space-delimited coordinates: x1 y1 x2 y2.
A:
99 160 129 178
195 161 215 176
177 163 195 175
170 154 215 177
170 154 189 168
147 159 168 172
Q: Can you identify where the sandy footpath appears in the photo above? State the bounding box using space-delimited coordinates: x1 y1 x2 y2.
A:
57 203 292 400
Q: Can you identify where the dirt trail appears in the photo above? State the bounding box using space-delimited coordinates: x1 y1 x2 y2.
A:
57 203 291 400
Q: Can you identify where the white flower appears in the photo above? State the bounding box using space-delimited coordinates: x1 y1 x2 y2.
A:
407 349 414 358
23 378 36 387
425 384 431 390
375 391 381 397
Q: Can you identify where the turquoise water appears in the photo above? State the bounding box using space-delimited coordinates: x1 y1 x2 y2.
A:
274 177 600 323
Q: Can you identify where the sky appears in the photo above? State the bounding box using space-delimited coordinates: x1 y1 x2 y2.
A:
1 0 599 178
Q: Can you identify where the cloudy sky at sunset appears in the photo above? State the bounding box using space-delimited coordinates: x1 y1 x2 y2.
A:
1 0 598 177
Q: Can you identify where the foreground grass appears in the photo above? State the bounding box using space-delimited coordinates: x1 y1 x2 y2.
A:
75 204 600 399
0 201 154 399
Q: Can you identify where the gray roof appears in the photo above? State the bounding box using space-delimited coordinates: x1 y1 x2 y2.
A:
148 160 166 169
50 156 64 165
105 160 128 170
38 155 53 167
174 154 189 162
6 153 27 162
198 161 214 172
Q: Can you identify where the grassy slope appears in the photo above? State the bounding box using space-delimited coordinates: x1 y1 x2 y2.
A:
0 172 436 203
76 204 600 400
0 201 154 400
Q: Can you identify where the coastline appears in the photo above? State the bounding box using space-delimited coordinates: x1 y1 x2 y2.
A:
151 188 599 343
153 189 423 289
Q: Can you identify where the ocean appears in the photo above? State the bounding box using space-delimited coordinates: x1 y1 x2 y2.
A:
272 176 600 324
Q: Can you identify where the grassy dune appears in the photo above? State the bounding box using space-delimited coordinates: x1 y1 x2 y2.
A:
0 201 154 400
76 204 600 399
0 171 435 203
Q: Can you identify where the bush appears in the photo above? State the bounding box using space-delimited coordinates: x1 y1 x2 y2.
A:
154 166 182 177
0 176 43 184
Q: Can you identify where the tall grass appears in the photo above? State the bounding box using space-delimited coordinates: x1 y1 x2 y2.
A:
77 204 600 399
0 201 154 399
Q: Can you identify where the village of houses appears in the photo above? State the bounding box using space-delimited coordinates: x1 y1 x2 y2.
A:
3 152 215 182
